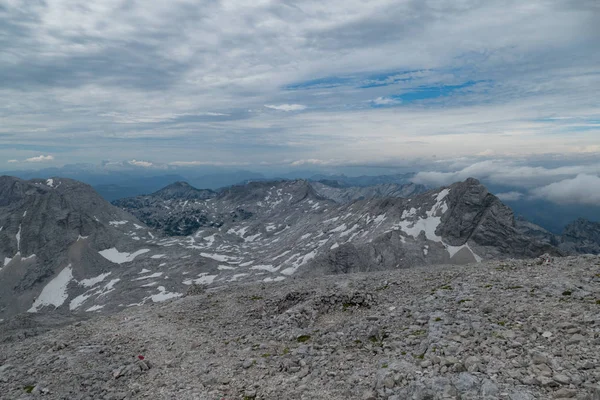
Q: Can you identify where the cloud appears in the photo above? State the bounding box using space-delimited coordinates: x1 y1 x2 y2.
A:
264 104 307 112
0 0 598 166
128 160 153 167
496 191 524 201
413 160 600 188
530 174 600 205
371 97 401 106
24 155 54 163
7 160 18 163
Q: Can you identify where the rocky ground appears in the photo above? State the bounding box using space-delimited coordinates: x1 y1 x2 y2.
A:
1 254 600 400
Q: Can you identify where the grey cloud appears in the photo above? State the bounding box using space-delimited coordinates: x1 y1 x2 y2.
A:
495 191 524 202
413 160 600 188
530 174 600 206
0 0 598 166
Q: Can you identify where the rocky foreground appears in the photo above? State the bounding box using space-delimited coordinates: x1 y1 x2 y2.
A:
1 255 600 400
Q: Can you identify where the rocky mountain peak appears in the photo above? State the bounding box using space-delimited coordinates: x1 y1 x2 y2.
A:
152 181 216 200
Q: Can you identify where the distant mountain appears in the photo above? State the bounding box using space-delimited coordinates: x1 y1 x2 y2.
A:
560 218 600 255
308 173 416 187
5 175 599 321
311 181 427 203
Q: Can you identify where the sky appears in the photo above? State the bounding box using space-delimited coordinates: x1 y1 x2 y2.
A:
1 0 598 168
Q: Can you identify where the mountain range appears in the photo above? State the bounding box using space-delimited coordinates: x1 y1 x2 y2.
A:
0 175 598 321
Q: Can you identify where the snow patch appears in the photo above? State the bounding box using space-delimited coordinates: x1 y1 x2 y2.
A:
99 248 150 264
151 254 166 259
109 220 128 226
263 276 286 283
183 273 218 285
229 273 248 282
80 272 112 288
28 265 73 312
150 286 182 303
133 272 163 281
86 305 104 312
250 264 279 273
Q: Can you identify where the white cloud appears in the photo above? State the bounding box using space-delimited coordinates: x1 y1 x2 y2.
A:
530 174 600 206
7 159 18 163
24 155 54 163
264 104 307 112
496 191 524 201
128 159 153 167
371 97 401 106
414 160 600 188
0 0 598 165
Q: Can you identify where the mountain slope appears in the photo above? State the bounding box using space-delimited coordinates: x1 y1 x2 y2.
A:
560 218 600 254
2 254 599 399
0 176 570 320
311 181 427 203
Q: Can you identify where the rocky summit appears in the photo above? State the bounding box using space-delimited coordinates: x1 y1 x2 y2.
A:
1 254 599 399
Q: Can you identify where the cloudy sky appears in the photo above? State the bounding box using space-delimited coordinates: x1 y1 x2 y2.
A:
1 0 599 170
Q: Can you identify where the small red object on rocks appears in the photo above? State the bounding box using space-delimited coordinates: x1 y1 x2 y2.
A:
138 355 145 360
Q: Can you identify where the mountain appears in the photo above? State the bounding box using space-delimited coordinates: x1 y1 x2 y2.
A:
560 218 600 255
311 181 427 203
7 175 598 321
114 178 559 278
308 173 416 187
0 176 147 318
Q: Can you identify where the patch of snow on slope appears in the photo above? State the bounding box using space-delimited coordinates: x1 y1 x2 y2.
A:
80 272 112 288
3 257 12 267
330 223 347 233
281 249 318 275
86 305 104 312
402 208 417 219
109 220 128 226
99 248 150 264
397 189 451 242
300 233 312 240
46 178 54 187
250 264 279 272
150 286 182 302
133 272 163 281
330 243 339 250
200 253 239 262
263 276 286 282
218 265 236 270
229 273 248 282
203 234 216 246
245 233 261 242
16 225 21 251
101 279 121 294
151 254 166 259
340 224 359 238
266 223 277 232
373 214 387 224
272 250 291 260
183 273 217 285
28 265 73 312
228 226 249 238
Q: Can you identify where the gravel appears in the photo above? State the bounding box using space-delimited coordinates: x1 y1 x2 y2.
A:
1 254 599 399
